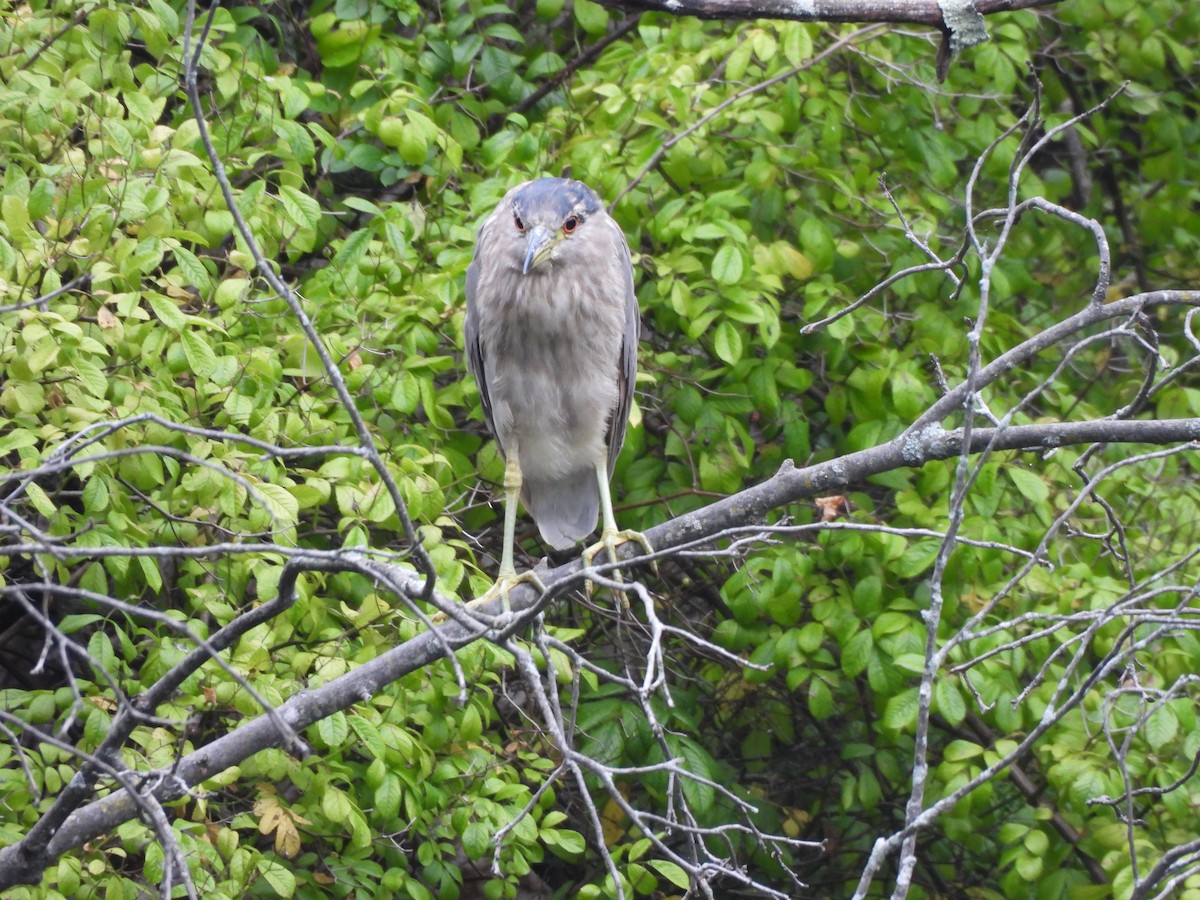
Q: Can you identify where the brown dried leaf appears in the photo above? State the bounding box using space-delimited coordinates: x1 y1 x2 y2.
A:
815 494 850 522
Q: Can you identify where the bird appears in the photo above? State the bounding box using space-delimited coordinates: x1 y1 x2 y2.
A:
464 177 651 603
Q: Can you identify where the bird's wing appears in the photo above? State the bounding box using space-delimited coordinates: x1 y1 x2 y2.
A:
605 213 640 477
464 235 498 444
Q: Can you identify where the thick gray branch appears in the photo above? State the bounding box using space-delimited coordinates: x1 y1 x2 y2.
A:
645 418 1200 555
591 0 1063 26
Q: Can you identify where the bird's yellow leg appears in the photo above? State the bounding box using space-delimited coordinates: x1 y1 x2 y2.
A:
581 460 654 595
471 447 544 613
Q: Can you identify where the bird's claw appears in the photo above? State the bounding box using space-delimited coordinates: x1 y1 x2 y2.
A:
431 570 546 626
469 570 547 616
581 528 655 598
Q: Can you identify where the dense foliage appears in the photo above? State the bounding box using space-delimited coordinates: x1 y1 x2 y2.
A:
1 0 1199 897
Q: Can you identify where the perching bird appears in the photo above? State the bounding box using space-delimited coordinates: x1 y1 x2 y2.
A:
464 177 649 599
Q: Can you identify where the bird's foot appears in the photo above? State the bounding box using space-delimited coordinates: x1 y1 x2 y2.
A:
581 528 656 599
431 570 546 626
468 570 547 615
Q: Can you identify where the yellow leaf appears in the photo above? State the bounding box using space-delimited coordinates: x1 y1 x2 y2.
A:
781 806 811 837
256 805 284 836
274 815 301 858
601 793 627 847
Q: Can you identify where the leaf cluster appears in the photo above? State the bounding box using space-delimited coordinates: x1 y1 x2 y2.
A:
2 0 1200 898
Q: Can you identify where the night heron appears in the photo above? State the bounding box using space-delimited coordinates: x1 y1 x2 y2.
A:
464 177 650 602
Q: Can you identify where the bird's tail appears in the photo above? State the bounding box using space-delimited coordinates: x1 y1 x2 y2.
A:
522 472 598 551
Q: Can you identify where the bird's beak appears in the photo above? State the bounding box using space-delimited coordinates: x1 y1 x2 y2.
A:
522 224 558 274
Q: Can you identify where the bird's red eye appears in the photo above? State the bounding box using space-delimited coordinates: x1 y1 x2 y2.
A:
562 216 578 234
513 213 524 231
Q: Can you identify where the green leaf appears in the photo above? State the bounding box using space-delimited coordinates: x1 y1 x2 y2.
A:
850 576 882 618
138 556 163 593
362 481 396 523
171 244 210 289
712 244 744 285
808 677 833 719
384 221 407 255
257 859 296 898
0 429 38 455
725 41 753 83
673 736 716 813
782 23 813 65
214 277 250 309
74 359 109 398
459 703 482 741
256 482 299 529
935 678 966 726
181 330 218 381
375 773 402 820
1 195 29 233
573 0 608 34
25 482 56 517
391 370 421 415
542 826 586 859
798 217 834 272
892 652 926 672
462 821 490 859
841 629 873 678
27 179 56 221
858 768 882 809
712 321 743 364
648 859 690 890
342 196 383 216
397 125 428 167
1007 467 1049 504
943 739 983 762
333 228 373 269
1024 829 1050 856
895 540 940 578
146 293 186 330
26 339 59 373
321 785 352 823
883 687 920 732
277 185 322 230
1015 853 1043 881
88 632 115 674
1144 704 1178 750
349 714 388 759
317 711 349 747
290 479 331 509
58 614 104 634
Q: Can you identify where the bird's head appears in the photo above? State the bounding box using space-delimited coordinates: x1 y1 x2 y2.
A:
503 178 604 275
